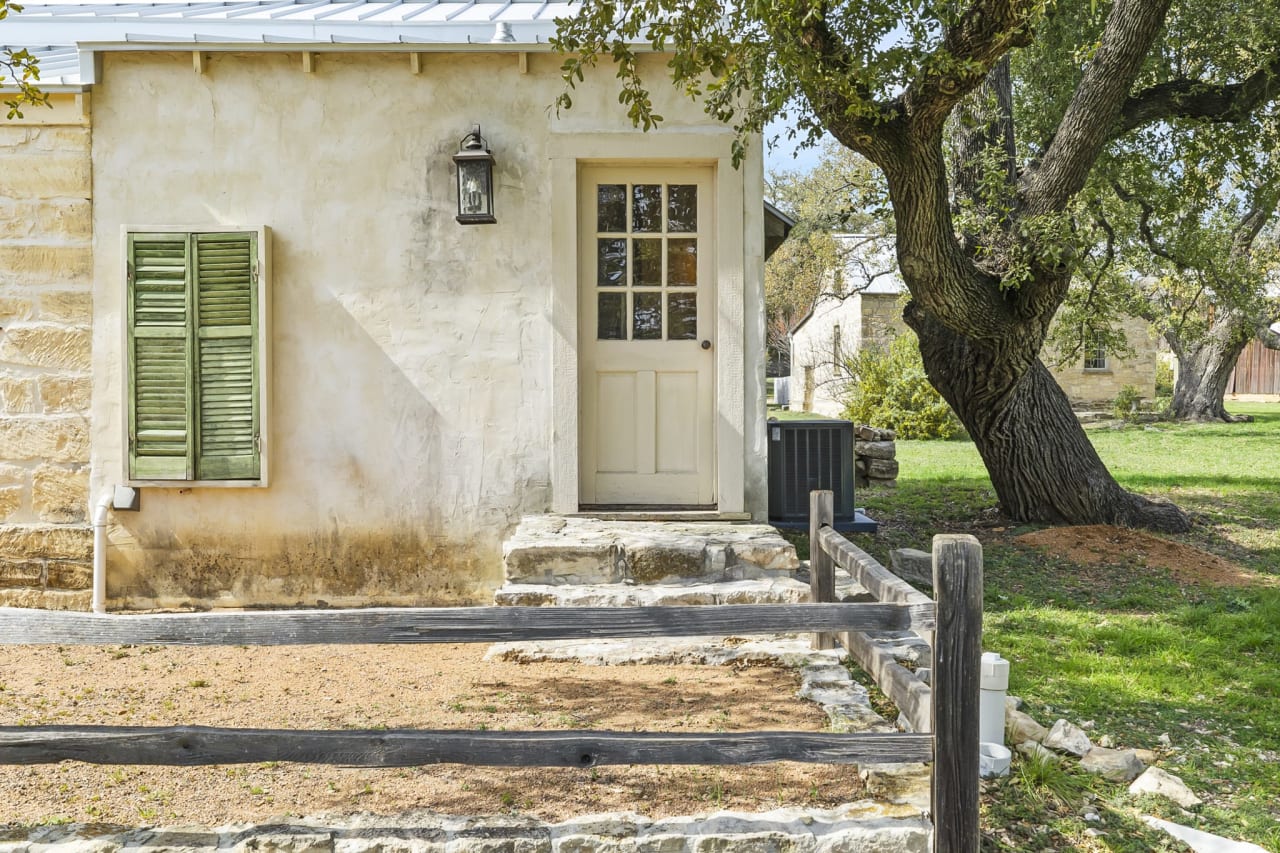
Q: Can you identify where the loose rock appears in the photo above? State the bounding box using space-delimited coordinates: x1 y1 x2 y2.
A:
1006 709 1048 745
1128 767 1203 808
1016 741 1058 763
1079 746 1145 782
1043 719 1093 757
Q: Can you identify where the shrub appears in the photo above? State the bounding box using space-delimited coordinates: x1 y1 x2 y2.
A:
1154 359 1175 397
840 332 964 440
1111 385 1143 421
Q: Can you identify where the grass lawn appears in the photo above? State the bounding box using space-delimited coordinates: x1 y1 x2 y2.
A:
842 402 1280 851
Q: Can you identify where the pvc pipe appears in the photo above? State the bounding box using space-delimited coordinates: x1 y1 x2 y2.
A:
91 489 114 614
979 651 1010 746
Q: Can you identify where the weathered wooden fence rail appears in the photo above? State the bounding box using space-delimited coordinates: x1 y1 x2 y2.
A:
0 491 981 852
810 490 984 853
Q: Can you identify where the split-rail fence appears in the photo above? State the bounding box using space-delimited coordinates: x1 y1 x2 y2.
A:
0 490 982 852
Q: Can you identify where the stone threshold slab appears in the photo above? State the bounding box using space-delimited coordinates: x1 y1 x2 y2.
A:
503 516 799 586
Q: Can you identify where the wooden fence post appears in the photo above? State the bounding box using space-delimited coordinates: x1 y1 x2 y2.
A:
809 490 836 650
930 534 983 853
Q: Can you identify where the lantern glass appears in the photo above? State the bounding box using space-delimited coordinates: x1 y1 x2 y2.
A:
458 160 491 218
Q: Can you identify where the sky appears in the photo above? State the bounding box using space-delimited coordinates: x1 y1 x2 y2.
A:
763 117 827 177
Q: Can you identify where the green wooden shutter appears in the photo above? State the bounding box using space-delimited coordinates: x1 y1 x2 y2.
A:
127 233 194 480
193 232 260 480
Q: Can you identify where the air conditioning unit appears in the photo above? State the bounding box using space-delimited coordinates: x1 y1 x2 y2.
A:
767 419 877 533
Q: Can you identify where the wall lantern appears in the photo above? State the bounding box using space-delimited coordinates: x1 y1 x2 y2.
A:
453 125 496 225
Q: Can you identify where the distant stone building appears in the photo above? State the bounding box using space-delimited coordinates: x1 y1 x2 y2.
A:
788 234 1159 418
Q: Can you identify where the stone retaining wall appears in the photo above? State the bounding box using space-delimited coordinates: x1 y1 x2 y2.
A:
0 101 94 610
853 425 898 489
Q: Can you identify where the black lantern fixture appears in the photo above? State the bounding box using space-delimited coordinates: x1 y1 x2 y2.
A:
453 125 496 224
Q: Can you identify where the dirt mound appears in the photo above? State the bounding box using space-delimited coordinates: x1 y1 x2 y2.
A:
1015 524 1274 588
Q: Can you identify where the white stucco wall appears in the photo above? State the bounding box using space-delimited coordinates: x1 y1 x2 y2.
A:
788 295 864 418
89 50 766 608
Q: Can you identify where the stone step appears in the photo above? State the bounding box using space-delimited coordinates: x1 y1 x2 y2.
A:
494 577 814 607
502 516 799 585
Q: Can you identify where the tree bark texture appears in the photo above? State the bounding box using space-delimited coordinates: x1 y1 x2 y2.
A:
906 302 1191 533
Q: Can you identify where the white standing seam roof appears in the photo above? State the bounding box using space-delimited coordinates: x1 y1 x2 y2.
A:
1 44 82 86
1 1 577 88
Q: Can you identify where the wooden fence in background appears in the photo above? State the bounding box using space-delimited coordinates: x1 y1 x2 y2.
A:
1230 339 1280 396
0 493 981 853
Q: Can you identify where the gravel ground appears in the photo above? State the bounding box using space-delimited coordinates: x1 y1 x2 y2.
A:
0 643 863 826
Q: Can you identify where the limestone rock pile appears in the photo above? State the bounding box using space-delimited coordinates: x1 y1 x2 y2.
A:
1005 699 1203 805
854 425 898 489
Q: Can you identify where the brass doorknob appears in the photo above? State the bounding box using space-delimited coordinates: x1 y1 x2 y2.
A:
701 340 712 350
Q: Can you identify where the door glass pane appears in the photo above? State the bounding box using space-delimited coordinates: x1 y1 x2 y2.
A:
668 239 697 286
668 185 697 232
597 292 626 340
597 238 626 286
633 292 662 340
632 184 662 233
597 185 627 232
668 293 697 340
632 239 662 287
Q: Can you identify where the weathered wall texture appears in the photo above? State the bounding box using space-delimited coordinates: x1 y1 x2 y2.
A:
1049 315 1159 405
0 98 94 609
90 51 762 610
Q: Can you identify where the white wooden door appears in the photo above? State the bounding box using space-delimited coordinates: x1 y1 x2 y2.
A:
579 166 715 506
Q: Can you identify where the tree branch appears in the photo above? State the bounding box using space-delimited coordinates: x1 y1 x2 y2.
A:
1117 52 1280 136
1020 0 1173 214
789 8 906 167
901 0 1039 136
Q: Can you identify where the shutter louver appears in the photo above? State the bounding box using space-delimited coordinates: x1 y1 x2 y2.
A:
128 234 192 479
194 232 259 480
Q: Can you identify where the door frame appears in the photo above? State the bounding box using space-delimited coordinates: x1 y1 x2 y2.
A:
547 132 755 515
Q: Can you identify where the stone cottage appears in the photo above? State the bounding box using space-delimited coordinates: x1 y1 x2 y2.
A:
0 1 791 610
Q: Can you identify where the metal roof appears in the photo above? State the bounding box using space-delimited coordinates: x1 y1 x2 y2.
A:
1 0 573 86
0 44 83 87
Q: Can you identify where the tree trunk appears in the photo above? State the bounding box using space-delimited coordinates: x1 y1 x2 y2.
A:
1166 324 1254 422
906 302 1190 532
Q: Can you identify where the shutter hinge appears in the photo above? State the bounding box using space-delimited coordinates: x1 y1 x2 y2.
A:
126 261 134 285
253 432 261 454
128 434 135 451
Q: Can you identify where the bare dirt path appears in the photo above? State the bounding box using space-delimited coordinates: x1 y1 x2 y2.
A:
0 643 862 825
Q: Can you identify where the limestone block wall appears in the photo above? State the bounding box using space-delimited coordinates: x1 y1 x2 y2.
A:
1050 315 1159 406
0 100 94 609
859 293 907 351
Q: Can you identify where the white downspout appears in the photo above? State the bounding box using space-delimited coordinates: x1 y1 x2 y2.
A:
91 490 114 614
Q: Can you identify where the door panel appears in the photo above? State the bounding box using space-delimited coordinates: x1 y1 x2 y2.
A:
579 167 715 506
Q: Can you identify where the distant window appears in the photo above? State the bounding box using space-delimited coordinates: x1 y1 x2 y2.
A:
832 325 842 365
1083 341 1108 371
